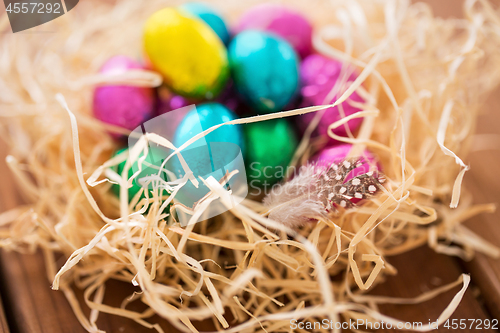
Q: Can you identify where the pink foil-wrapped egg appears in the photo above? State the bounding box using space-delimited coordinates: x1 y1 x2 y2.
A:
299 54 365 145
313 144 381 204
235 4 313 58
93 55 154 136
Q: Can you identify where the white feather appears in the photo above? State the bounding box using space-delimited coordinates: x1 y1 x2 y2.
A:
263 164 327 228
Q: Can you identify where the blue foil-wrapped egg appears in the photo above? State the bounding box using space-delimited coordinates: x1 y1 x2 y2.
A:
228 30 299 113
180 2 230 45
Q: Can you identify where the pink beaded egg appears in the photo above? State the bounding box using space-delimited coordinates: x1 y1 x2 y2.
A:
93 55 154 136
299 54 365 145
235 3 313 59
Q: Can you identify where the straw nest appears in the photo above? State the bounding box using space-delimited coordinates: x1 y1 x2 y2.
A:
1 0 500 332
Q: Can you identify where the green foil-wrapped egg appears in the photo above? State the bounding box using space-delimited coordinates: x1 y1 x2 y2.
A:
244 118 298 188
144 8 229 99
229 30 300 113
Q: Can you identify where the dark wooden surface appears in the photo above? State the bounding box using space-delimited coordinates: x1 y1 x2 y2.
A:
461 88 500 321
373 247 493 332
0 293 9 333
0 251 184 333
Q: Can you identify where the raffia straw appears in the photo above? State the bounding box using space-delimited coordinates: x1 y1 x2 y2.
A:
1 0 500 332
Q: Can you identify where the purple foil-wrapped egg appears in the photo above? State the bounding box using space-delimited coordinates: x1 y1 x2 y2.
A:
215 79 252 116
157 89 190 115
299 54 365 145
235 4 312 59
93 55 154 136
155 88 192 136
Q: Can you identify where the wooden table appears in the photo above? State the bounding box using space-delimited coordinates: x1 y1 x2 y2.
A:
1 1 499 332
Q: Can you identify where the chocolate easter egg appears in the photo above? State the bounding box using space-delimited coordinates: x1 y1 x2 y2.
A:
236 3 313 58
144 8 229 99
229 30 299 113
93 56 154 136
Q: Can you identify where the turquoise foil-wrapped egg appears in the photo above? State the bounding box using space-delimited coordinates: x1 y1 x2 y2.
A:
167 103 246 203
180 2 230 45
228 30 299 113
172 103 244 160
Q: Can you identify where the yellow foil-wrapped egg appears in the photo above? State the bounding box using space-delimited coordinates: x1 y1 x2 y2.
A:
144 8 229 99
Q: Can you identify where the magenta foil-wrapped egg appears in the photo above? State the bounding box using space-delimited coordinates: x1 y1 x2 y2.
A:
93 56 154 136
299 54 365 145
235 4 312 58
